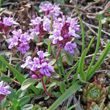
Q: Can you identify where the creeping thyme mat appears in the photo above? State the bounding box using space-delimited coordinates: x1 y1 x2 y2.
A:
0 0 110 110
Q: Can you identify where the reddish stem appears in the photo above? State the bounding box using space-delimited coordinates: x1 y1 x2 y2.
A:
53 48 61 66
41 78 51 96
32 37 41 59
11 48 16 57
12 79 21 85
20 52 24 63
11 48 17 63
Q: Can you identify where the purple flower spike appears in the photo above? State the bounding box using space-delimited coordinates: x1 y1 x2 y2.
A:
64 42 77 53
43 16 51 32
39 62 53 77
30 17 41 26
0 81 11 95
21 56 33 68
3 17 18 26
17 43 30 54
7 36 18 49
37 51 50 59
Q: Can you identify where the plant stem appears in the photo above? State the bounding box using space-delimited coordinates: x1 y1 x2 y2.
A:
32 37 41 58
47 14 53 57
11 49 16 57
11 48 17 63
0 71 21 85
53 48 61 66
20 52 23 63
41 78 51 96
59 53 69 84
0 0 1 8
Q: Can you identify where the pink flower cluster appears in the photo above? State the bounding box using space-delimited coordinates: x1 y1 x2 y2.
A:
39 1 62 19
0 81 11 103
0 17 18 36
7 29 32 53
21 51 54 79
49 16 80 53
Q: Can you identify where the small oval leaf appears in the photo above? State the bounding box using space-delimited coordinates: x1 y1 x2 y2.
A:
21 78 38 90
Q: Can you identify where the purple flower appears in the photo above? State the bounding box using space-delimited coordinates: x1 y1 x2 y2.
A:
39 63 53 77
0 81 11 103
31 57 41 71
51 4 62 18
32 74 38 79
0 81 11 95
29 17 41 26
19 32 31 43
64 42 77 53
7 36 18 49
39 2 53 13
37 51 50 59
3 17 18 26
21 56 33 68
49 29 63 44
12 29 22 39
39 1 61 19
17 43 30 54
29 25 40 38
43 16 51 32
21 51 54 79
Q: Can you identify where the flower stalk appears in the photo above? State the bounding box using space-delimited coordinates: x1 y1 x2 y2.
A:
41 78 51 96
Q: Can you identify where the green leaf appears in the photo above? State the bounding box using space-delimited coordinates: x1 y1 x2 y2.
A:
21 104 33 110
47 82 56 91
65 51 73 65
12 98 19 108
10 57 20 61
21 78 38 90
76 7 84 53
55 92 61 98
68 104 77 110
44 38 49 45
107 7 110 14
51 72 60 78
1 97 6 110
59 82 66 94
8 88 17 101
19 96 30 107
78 49 87 81
49 58 56 65
8 106 15 110
1 76 12 82
36 82 43 89
66 62 78 77
15 62 22 73
87 41 110 80
33 35 39 42
16 89 27 99
74 39 82 45
86 20 102 77
0 54 7 72
48 81 82 110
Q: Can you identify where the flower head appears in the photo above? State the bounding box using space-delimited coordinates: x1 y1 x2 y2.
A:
39 1 62 18
64 42 77 53
0 81 11 103
21 51 54 79
3 17 18 26
0 81 11 95
17 43 30 54
49 16 79 52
